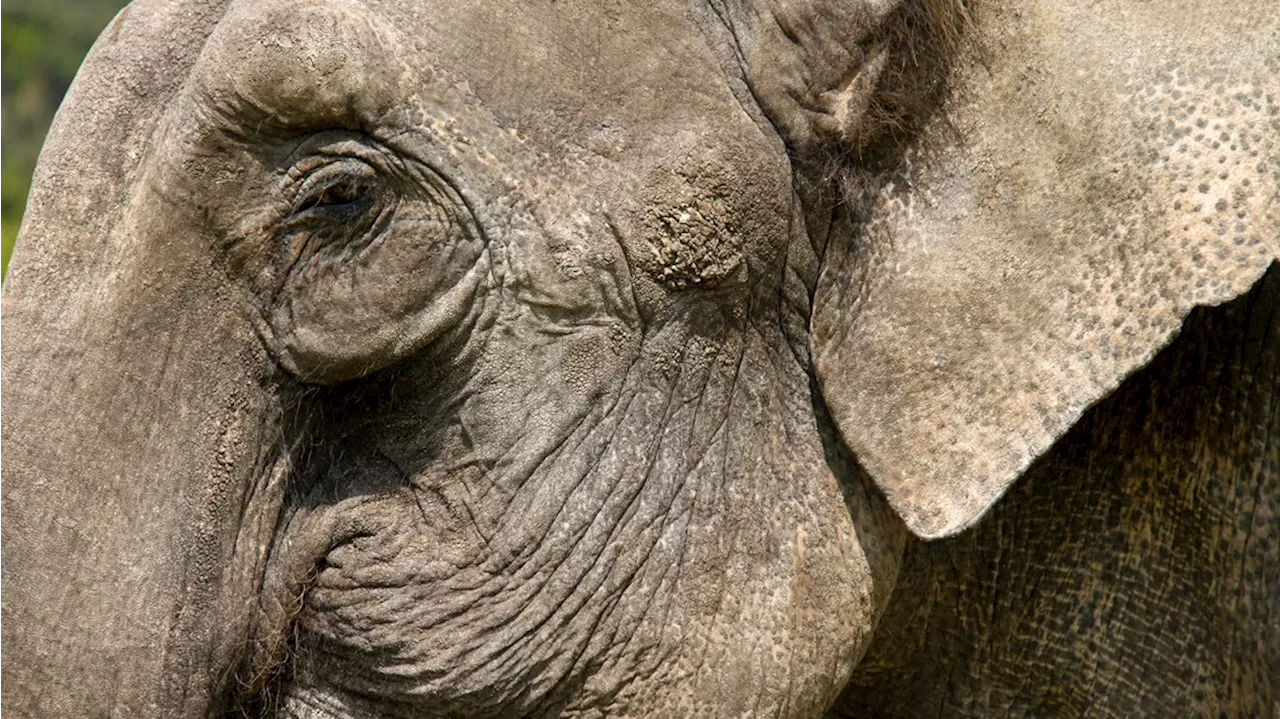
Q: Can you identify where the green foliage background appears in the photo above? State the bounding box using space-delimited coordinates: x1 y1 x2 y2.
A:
2 0 131 280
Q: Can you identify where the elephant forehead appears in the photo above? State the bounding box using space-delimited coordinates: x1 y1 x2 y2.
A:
375 0 748 145
190 0 410 131
192 0 755 153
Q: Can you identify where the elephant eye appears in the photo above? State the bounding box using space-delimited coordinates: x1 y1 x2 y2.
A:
290 159 380 218
312 179 364 207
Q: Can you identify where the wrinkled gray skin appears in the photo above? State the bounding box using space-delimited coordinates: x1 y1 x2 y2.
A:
1 0 1277 716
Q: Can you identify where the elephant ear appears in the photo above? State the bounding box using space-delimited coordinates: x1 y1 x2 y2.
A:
810 0 1280 538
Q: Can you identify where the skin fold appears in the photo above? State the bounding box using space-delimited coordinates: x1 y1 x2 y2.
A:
1 0 1276 717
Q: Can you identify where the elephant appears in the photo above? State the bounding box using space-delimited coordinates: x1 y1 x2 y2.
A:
2 0 1276 715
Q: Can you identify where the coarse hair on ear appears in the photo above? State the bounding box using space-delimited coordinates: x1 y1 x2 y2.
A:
811 0 1280 538
840 0 972 157
715 0 971 165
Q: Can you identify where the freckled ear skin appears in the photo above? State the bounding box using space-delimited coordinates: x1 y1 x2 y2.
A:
811 0 1280 538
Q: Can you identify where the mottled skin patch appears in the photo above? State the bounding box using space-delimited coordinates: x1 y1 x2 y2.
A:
1141 72 1277 306
637 153 747 290
641 195 742 289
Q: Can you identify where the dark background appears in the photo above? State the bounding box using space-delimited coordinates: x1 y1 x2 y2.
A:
2 0 130 280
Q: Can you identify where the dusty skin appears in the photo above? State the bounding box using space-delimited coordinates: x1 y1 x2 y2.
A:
2 0 1277 716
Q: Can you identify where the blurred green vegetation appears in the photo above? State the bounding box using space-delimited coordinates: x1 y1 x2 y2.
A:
2 0 130 280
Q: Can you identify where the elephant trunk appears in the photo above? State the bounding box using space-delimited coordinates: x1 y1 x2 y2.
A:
1 196 286 717
0 5 331 713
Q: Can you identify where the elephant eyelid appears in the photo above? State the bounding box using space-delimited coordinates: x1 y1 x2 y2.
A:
288 159 381 219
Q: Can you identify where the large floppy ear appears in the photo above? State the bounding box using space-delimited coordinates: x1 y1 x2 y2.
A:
808 0 1280 538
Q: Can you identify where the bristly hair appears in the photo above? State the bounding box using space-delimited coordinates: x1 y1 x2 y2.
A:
845 0 973 170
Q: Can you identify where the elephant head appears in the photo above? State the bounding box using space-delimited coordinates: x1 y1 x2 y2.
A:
2 0 1276 716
